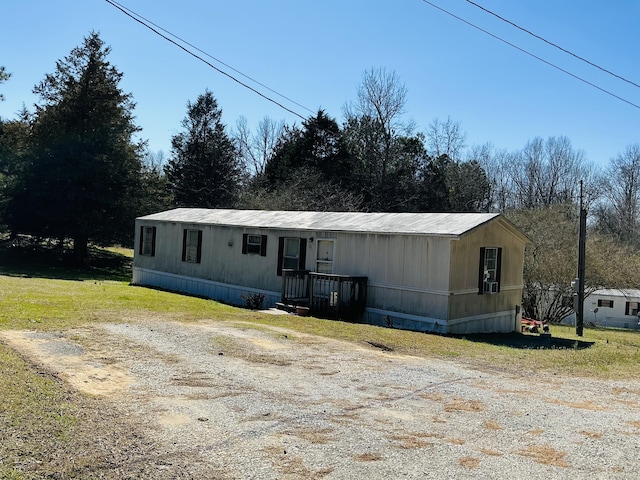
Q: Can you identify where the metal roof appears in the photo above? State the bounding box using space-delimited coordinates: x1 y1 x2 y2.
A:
589 288 640 299
138 208 524 239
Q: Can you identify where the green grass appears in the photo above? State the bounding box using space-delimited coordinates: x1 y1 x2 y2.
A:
1 241 640 477
0 343 83 479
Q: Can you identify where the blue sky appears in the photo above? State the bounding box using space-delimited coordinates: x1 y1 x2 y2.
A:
1 0 639 165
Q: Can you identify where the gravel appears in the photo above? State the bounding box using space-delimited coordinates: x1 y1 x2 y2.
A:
7 320 640 479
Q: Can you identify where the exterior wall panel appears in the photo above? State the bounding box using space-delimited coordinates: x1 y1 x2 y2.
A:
448 220 526 330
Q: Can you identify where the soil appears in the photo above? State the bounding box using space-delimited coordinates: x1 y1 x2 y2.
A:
2 319 640 479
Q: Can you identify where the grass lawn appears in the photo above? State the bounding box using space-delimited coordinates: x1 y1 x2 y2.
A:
1 239 640 478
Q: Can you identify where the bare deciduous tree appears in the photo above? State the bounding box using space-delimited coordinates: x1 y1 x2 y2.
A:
344 67 409 134
594 143 640 246
426 116 466 161
234 115 284 176
480 136 597 211
468 142 514 212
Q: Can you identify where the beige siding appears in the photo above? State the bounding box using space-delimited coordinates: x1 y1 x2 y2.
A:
336 233 450 290
335 233 451 319
134 220 311 293
448 220 526 322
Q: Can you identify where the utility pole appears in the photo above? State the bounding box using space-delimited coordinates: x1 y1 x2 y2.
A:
576 181 587 337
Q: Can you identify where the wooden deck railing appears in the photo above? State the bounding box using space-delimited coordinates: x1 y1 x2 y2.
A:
281 270 367 320
281 269 311 306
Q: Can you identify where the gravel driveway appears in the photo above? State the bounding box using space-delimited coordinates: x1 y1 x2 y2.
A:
2 319 640 479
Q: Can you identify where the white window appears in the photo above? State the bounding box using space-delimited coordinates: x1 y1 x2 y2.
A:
598 299 614 308
484 247 498 282
316 239 334 274
182 229 202 263
139 226 156 256
283 238 300 270
242 234 267 256
479 247 502 294
626 301 639 316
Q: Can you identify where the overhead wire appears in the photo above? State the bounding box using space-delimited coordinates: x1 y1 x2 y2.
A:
420 0 640 110
464 0 640 90
104 0 308 120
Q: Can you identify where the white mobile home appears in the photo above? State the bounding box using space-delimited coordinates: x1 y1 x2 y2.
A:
133 208 529 334
581 289 640 330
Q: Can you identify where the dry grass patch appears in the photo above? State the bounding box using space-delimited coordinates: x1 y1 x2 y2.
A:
545 398 607 410
527 428 545 435
354 452 383 462
579 430 603 439
447 437 466 445
420 391 445 402
479 448 503 456
387 433 435 449
171 373 216 388
496 388 535 396
458 457 481 469
445 397 485 413
484 420 502 430
288 427 335 444
614 399 640 409
262 445 286 456
612 387 640 396
268 450 334 479
515 444 569 468
627 420 640 429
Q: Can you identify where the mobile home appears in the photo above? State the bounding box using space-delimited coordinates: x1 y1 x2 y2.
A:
133 209 529 334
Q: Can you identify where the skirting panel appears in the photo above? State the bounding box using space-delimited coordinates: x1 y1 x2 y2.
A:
132 267 281 309
364 307 518 334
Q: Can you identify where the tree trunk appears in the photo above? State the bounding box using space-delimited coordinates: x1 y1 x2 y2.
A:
73 234 89 264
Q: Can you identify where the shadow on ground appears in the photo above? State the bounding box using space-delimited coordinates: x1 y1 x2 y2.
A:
0 237 132 282
459 332 595 350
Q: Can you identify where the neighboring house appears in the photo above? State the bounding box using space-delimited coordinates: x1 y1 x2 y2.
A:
133 208 529 334
580 289 640 330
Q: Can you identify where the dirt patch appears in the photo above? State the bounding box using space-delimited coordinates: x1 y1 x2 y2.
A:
0 330 133 396
514 445 570 468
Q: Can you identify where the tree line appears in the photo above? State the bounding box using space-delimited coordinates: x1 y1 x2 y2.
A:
1 33 639 321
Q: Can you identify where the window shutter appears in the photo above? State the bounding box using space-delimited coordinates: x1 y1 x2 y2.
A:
139 226 144 255
478 247 485 295
277 237 285 276
196 230 203 263
495 247 502 292
181 229 187 262
151 227 156 257
242 234 248 254
260 235 268 256
298 238 307 270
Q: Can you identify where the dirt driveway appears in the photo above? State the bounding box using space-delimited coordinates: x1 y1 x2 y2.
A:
2 319 640 479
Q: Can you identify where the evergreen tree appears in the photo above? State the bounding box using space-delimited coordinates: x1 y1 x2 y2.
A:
262 110 352 188
165 90 242 208
6 32 143 259
0 111 32 226
0 66 10 101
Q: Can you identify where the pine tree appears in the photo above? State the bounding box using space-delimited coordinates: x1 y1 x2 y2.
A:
7 32 143 260
166 90 242 208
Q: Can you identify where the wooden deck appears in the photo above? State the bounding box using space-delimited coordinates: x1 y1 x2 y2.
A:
281 270 367 320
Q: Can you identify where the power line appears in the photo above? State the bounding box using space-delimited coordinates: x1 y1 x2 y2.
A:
420 0 640 110
464 0 640 90
104 0 308 120
108 0 314 115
